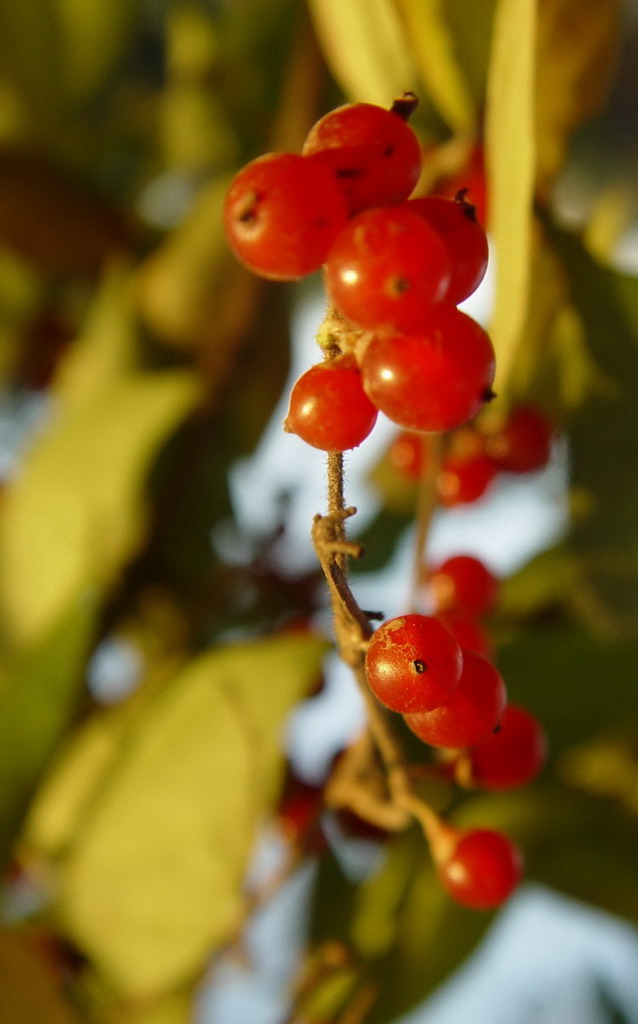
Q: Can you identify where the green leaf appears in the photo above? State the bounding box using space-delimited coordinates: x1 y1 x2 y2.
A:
0 594 99 866
485 0 536 394
546 225 638 635
24 632 329 998
359 829 493 1024
449 785 638 927
497 623 638 755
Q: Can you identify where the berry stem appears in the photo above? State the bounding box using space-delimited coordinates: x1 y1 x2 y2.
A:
310 313 450 847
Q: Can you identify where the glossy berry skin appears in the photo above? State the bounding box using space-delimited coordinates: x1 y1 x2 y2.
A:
284 356 378 452
360 306 496 434
324 206 451 333
486 405 554 473
302 101 422 213
223 152 348 280
429 554 499 616
437 451 497 506
404 649 506 749
365 614 463 714
438 828 523 909
407 195 488 305
466 704 547 791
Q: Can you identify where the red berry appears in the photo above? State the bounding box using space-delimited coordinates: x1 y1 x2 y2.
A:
388 431 436 479
324 206 451 333
486 405 554 473
465 704 547 791
407 195 488 305
284 356 378 452
302 100 422 213
429 554 499 616
223 152 348 280
437 450 498 506
365 614 463 714
438 828 523 909
404 650 506 749
436 610 493 658
360 306 496 434
437 145 488 226
277 771 324 847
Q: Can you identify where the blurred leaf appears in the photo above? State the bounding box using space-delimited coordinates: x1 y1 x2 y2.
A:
53 260 137 409
444 0 497 109
535 0 621 191
0 929 82 1024
546 225 638 635
360 829 493 1024
161 7 238 171
309 848 361 948
0 594 98 865
449 785 638 926
559 723 638 815
24 632 329 997
497 545 576 621
56 0 138 103
497 624 638 755
485 0 536 396
0 246 43 384
306 0 417 106
394 0 475 133
0 370 199 647
0 1 63 141
135 176 261 353
0 150 130 273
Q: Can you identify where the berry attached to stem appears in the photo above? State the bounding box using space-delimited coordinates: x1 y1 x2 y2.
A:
365 614 463 714
284 356 378 452
404 649 506 749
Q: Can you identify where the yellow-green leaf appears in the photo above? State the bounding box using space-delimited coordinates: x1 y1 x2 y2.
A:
485 0 536 396
0 593 99 865
0 372 199 647
306 0 417 107
24 632 329 998
394 0 475 133
53 260 137 411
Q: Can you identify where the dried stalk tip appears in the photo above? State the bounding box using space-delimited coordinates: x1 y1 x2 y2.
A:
390 91 419 120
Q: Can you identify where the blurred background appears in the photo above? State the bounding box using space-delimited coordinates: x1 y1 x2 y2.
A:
0 1 637 1022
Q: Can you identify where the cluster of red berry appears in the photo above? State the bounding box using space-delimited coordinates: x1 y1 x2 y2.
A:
366 555 545 908
224 95 493 451
389 403 555 507
223 97 546 912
